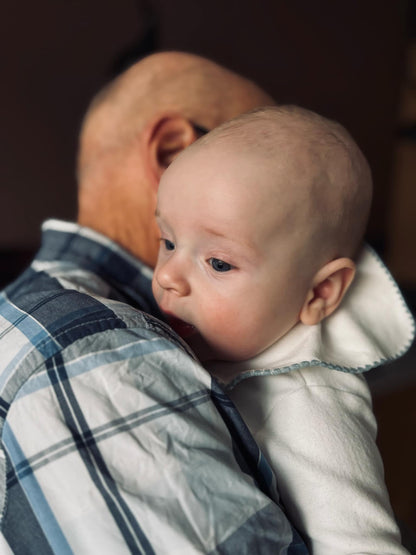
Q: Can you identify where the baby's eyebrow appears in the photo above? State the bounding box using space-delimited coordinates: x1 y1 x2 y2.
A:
202 226 258 256
201 226 229 240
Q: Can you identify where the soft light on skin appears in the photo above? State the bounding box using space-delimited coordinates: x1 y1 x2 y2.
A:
152 105 372 363
152 140 337 362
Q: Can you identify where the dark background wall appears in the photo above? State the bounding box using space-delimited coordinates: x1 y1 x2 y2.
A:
2 0 416 545
0 1 410 252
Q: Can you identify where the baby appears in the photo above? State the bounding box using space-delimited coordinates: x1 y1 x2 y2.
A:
152 106 414 553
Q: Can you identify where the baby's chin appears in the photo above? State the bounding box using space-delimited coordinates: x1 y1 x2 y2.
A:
186 334 246 364
185 333 224 362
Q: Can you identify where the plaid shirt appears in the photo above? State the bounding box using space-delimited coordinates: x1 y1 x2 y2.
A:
0 220 307 554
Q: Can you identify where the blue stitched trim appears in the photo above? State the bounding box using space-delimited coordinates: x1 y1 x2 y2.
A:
225 245 416 391
366 244 416 349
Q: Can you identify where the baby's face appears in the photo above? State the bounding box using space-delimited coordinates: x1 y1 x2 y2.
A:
152 142 314 361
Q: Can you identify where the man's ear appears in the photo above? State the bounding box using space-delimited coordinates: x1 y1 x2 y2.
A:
299 258 356 326
148 115 198 181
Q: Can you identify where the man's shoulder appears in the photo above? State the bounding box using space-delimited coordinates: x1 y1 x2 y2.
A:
1 265 186 369
3 266 127 341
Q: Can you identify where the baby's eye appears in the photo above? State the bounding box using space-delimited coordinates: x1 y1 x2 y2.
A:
209 258 233 272
162 239 175 251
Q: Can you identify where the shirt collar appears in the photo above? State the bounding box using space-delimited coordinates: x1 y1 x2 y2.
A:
34 219 161 316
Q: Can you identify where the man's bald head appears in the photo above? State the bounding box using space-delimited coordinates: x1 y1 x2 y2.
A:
77 51 274 265
78 51 272 182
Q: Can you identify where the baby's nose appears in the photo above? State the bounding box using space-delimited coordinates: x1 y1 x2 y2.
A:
155 256 190 296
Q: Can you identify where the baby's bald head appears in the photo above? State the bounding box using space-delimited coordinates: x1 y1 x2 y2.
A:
191 105 372 265
154 105 371 352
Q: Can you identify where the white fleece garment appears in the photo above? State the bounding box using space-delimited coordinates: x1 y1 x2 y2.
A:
207 246 415 554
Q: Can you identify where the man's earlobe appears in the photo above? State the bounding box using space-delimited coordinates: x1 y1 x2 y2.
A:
299 258 356 326
148 115 198 180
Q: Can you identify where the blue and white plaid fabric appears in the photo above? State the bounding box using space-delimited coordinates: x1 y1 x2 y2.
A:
0 220 308 554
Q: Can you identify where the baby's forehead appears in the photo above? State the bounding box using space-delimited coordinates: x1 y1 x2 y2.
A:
169 111 351 209
164 107 371 260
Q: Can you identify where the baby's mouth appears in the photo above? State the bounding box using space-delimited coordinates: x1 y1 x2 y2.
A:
166 315 197 339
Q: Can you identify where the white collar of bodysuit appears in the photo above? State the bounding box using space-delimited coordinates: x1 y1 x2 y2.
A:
206 245 415 388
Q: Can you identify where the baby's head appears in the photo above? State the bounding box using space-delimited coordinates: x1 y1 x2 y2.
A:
152 105 372 362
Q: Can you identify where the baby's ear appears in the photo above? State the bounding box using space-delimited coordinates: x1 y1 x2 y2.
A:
299 258 356 326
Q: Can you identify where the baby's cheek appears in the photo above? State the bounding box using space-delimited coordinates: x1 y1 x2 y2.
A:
207 314 260 360
205 307 232 339
200 305 235 348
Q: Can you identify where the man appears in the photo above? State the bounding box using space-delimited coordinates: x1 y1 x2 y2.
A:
77 51 274 267
0 52 308 553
